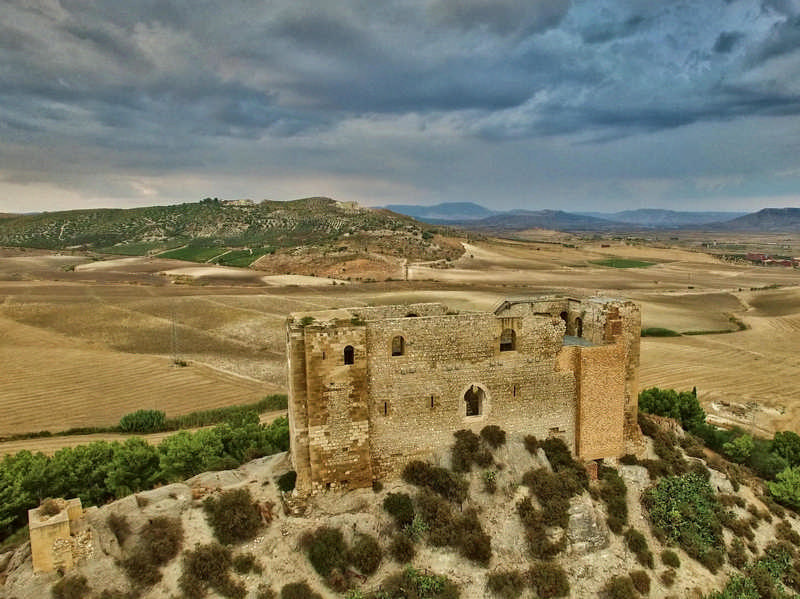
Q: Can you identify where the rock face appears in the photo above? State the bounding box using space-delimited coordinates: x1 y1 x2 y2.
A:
567 494 610 555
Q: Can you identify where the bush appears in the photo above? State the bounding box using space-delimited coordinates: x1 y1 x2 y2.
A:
415 492 491 565
451 429 492 472
52 575 91 599
119 409 166 433
540 438 588 488
638 387 705 432
389 534 415 563
402 460 467 503
40 498 61 516
301 527 348 578
718 493 746 508
523 435 539 454
203 488 262 544
599 466 628 534
348 533 382 575
624 528 653 568
661 549 680 569
522 468 583 528
728 538 748 569
122 516 183 588
281 582 323 599
776 520 800 545
383 492 415 528
517 497 565 559
629 570 650 595
723 517 754 541
106 512 131 546
699 548 724 573
486 570 525 599
642 472 726 569
370 566 460 599
232 552 262 574
601 575 637 599
277 471 297 493
619 454 639 465
660 568 676 587
527 562 569 598
179 542 244 599
480 425 506 449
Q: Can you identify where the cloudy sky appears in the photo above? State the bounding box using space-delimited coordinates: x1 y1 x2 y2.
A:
3 0 800 213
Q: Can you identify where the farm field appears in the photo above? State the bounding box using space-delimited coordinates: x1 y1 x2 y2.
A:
2 233 800 446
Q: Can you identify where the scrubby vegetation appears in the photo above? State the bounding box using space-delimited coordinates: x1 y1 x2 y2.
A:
527 562 570 598
203 488 263 545
179 542 245 599
383 492 415 528
277 470 297 493
623 528 654 568
122 517 183 589
480 425 506 449
598 465 628 533
642 472 726 571
51 575 91 599
415 491 492 565
450 429 493 472
366 566 460 599
281 582 323 599
300 526 385 590
486 570 526 599
401 460 468 503
0 414 288 543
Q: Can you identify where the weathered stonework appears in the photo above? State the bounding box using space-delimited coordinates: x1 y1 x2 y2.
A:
28 498 83 573
286 296 641 495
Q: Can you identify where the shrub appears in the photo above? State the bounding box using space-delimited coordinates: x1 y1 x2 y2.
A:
601 575 637 599
416 492 491 565
348 533 382 575
724 517 754 541
232 552 262 574
389 534 415 563
301 527 348 578
372 480 383 493
179 542 244 599
718 493 746 508
522 468 583 528
724 434 755 463
281 582 323 599
203 488 262 544
255 585 276 599
599 466 628 533
451 429 492 472
277 471 297 493
458 509 492 566
624 528 653 568
486 570 525 599
638 387 705 432
480 425 506 449
107 512 131 546
527 562 569 598
661 549 680 569
699 548 725 573
517 497 565 559
777 520 800 545
523 435 539 454
768 466 800 510
383 492 415 528
52 575 91 599
540 438 588 488
140 516 183 565
122 516 183 588
642 472 726 569
96 591 135 599
629 570 650 595
402 461 467 503
119 409 166 433
660 568 676 587
40 498 61 516
619 454 639 465
728 538 748 569
483 470 497 494
372 566 460 599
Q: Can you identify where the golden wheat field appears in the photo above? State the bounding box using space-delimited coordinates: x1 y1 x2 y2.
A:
2 235 800 451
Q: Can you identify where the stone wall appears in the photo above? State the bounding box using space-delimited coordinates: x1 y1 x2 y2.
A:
28 498 82 573
286 296 641 495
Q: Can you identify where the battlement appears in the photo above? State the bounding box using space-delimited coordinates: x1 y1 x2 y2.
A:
286 296 641 495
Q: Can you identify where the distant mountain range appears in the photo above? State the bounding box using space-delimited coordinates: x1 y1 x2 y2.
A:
384 203 800 232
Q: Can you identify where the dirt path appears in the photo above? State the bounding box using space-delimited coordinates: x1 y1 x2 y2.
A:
0 410 287 456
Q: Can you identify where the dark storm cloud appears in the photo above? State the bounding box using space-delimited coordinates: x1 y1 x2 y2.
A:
2 0 800 211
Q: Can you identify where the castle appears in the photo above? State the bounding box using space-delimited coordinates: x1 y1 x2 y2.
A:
286 296 641 495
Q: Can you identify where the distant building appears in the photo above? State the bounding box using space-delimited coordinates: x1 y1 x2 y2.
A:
286 296 641 495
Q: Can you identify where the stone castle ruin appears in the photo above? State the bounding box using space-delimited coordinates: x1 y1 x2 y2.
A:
286 296 641 495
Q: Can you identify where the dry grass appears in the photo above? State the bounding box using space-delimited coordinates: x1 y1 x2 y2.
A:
5 234 800 443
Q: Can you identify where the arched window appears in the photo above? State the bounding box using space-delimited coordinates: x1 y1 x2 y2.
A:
575 317 583 337
559 311 568 328
343 345 354 365
391 335 405 356
464 385 485 417
500 328 516 352
405 312 419 318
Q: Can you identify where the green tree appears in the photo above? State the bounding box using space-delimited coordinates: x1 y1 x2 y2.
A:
638 387 705 431
158 429 224 480
49 442 114 505
105 438 162 497
772 431 800 467
768 466 800 510
722 434 754 463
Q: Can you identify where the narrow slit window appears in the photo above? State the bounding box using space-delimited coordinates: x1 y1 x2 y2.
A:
321 350 326 360
344 345 354 365
383 402 388 416
430 395 435 409
512 384 517 398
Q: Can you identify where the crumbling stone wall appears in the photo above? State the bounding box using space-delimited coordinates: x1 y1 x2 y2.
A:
287 296 641 495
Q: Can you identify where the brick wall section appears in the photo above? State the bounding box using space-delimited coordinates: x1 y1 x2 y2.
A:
287 296 641 494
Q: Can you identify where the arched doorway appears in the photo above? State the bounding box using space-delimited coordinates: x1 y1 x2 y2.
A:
500 328 516 352
464 385 485 417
